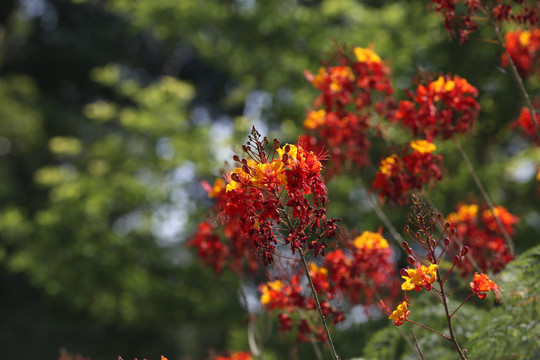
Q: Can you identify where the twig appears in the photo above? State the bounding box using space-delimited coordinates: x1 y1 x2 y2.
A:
411 330 425 360
300 252 341 360
454 137 515 254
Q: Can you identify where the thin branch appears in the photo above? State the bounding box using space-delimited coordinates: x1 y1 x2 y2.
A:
300 252 341 360
454 137 515 254
411 330 425 360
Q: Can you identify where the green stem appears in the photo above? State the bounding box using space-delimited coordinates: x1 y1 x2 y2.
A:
300 252 340 360
454 137 515 255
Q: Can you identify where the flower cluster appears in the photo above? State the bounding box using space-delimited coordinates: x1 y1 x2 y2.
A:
220 128 338 264
446 203 518 274
373 140 443 204
502 28 540 79
381 196 502 330
324 231 399 307
259 264 344 342
397 74 480 140
431 0 539 43
303 46 395 175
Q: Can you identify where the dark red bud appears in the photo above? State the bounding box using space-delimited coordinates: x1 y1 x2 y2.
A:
453 255 460 265
233 155 240 162
401 241 409 249
429 239 436 248
444 222 451 229
282 153 289 163
427 254 434 262
242 165 250 174
407 256 415 265
403 225 410 233
400 268 409 277
461 246 469 256
285 144 290 153
405 247 412 254
242 145 248 153
231 173 241 182
444 237 450 246
450 228 456 235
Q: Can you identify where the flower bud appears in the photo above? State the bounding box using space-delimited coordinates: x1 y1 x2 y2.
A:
273 138 280 148
444 237 450 246
444 222 451 229
282 153 289 163
429 239 436 248
231 173 241 183
242 165 250 174
233 155 240 162
407 256 415 265
400 268 409 277
401 241 409 249
427 254 434 262
403 225 410 233
285 144 291 153
450 228 456 235
452 255 460 265
461 246 469 256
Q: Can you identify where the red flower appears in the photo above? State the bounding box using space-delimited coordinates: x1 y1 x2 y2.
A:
397 74 480 141
373 140 443 204
512 106 540 144
470 272 501 300
501 28 540 80
447 203 516 275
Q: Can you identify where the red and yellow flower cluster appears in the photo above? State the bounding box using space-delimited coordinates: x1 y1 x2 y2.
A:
502 28 540 80
303 47 395 175
447 203 518 275
190 128 339 270
259 263 344 342
397 75 480 141
373 140 443 204
324 231 399 306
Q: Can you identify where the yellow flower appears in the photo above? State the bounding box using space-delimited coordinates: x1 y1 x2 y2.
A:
401 264 438 291
410 140 436 154
353 231 389 250
260 280 283 304
304 109 326 130
519 30 531 47
430 75 455 93
309 262 328 276
379 154 400 175
277 144 298 164
252 161 287 189
208 178 225 198
388 301 410 326
353 47 382 64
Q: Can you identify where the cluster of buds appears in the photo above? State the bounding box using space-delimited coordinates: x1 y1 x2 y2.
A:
259 263 344 343
502 28 540 79
446 203 518 275
380 195 501 327
397 74 480 141
373 140 443 204
303 46 395 175
431 0 539 43
324 231 399 307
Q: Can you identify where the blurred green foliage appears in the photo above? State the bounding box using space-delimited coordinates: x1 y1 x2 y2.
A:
0 0 538 359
